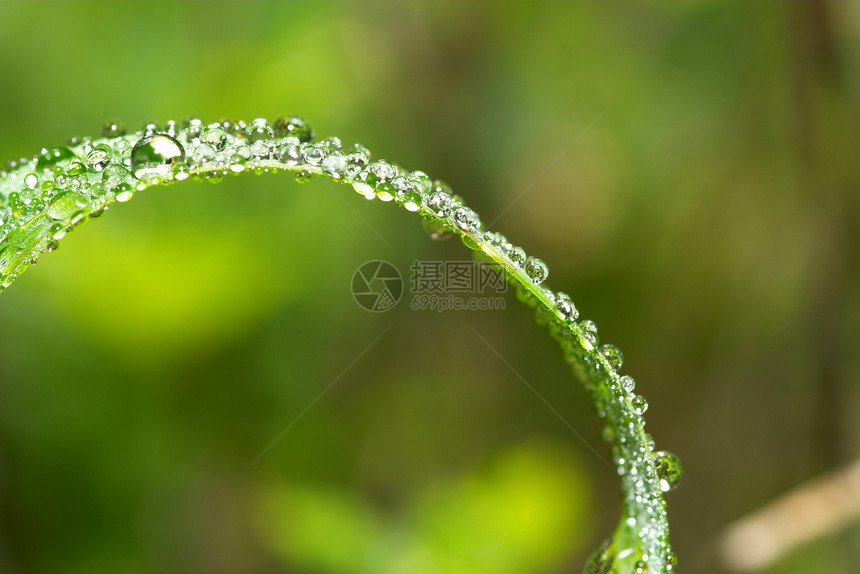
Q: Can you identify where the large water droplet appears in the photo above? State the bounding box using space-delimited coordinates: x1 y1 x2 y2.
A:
201 126 228 150
47 191 88 220
555 292 579 320
600 345 623 371
279 144 301 166
507 246 526 266
101 165 124 190
322 153 347 178
302 145 325 166
620 375 636 393
36 146 75 169
427 191 452 217
131 133 185 180
370 160 396 182
524 257 548 283
85 146 111 172
182 116 203 139
245 118 273 143
654 451 682 492
453 207 479 232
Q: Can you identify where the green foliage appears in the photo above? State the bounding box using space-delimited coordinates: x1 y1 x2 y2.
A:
0 116 680 572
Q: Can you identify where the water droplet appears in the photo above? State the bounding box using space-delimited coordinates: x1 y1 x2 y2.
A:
273 115 314 142
578 320 598 350
230 145 250 163
131 133 185 180
524 257 548 283
635 559 648 573
555 292 579 320
192 143 216 164
67 159 86 176
115 187 134 202
426 191 452 217
102 164 131 190
245 118 273 143
270 144 295 168
320 136 342 152
482 231 506 248
376 182 395 202
23 173 39 190
507 246 526 265
295 170 311 184
407 172 432 196
47 191 87 220
461 233 481 251
402 190 422 212
370 160 396 182
36 146 75 169
631 394 648 415
452 207 479 232
85 146 111 172
101 119 126 138
654 451 682 492
322 153 347 178
163 120 178 137
600 345 623 371
620 375 636 393
182 116 203 139
201 126 228 150
302 145 325 166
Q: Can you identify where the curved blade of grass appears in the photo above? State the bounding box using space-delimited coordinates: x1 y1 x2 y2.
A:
0 116 680 573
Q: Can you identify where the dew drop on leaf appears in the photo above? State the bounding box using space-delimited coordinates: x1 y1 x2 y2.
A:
131 134 185 180
620 375 636 393
654 450 683 492
245 118 273 143
85 146 111 172
600 344 624 371
632 394 648 415
36 146 75 169
507 246 526 265
555 292 579 320
578 320 599 350
524 257 548 283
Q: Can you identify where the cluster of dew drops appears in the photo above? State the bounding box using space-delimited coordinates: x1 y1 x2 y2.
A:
0 115 682 569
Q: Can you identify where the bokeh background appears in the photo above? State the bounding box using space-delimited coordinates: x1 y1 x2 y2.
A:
1 1 859 573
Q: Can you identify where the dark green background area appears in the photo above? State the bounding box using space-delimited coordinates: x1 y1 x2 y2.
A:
1 1 859 573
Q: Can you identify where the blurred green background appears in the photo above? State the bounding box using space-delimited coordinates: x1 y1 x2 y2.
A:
1 1 859 572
